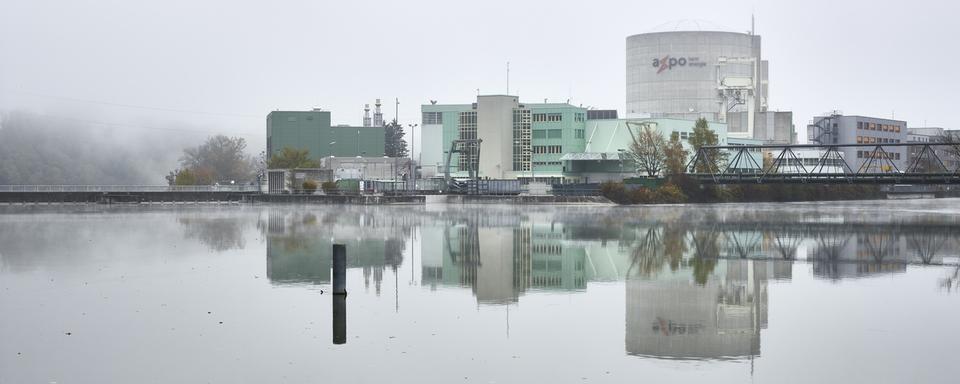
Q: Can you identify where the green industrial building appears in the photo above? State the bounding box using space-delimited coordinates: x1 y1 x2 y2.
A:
266 109 386 162
421 96 754 182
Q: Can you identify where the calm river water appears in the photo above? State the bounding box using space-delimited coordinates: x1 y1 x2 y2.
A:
1 200 959 383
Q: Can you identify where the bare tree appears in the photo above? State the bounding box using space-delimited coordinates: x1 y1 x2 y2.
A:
626 122 666 177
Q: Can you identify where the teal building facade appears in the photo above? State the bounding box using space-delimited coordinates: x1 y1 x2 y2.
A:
267 110 386 162
421 96 750 182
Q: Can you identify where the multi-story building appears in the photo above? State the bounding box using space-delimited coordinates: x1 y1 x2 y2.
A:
421 95 587 181
423 95 757 182
423 95 752 182
266 109 385 162
807 114 908 171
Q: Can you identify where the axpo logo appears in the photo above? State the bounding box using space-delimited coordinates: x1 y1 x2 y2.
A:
652 55 705 74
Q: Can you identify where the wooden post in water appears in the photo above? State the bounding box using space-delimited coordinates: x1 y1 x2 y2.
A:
332 244 347 295
333 295 346 345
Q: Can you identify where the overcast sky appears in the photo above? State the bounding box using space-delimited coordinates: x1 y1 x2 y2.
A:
1 0 957 153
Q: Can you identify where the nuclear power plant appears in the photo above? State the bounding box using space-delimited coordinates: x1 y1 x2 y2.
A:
626 26 795 144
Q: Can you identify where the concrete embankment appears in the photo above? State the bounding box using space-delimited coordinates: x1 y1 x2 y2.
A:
0 192 611 205
0 191 255 204
249 194 424 204
425 195 612 204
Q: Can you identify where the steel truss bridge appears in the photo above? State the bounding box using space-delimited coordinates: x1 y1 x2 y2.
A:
688 142 960 184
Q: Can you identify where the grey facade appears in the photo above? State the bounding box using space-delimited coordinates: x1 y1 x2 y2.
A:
728 111 795 144
626 31 766 121
808 115 908 171
907 127 959 171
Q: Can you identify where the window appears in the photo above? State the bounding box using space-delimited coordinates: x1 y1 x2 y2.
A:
575 129 585 139
547 113 562 122
858 122 864 130
458 112 478 171
574 113 585 122
533 113 547 122
422 112 443 125
857 136 863 143
532 145 563 154
532 130 546 139
547 129 562 139
512 109 532 172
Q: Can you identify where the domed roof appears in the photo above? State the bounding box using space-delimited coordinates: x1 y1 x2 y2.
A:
633 19 748 35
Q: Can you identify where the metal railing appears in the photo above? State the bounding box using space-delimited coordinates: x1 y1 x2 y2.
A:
688 142 960 184
0 185 262 193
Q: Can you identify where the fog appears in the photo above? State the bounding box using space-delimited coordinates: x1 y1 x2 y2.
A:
0 111 212 184
1 0 957 183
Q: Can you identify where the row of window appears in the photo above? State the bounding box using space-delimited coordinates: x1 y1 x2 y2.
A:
532 244 563 255
856 151 901 160
422 112 443 125
575 129 585 139
774 158 846 166
533 145 563 154
533 161 562 166
532 129 563 139
458 112 478 171
574 113 585 122
512 109 532 172
857 121 901 133
857 136 901 144
532 113 563 122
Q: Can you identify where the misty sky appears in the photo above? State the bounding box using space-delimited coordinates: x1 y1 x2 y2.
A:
1 0 957 155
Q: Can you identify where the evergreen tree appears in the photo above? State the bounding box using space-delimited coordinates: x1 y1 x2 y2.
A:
384 119 409 158
688 118 727 173
664 131 688 175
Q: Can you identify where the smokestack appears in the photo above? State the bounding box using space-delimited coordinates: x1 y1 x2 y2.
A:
363 104 372 127
373 99 384 127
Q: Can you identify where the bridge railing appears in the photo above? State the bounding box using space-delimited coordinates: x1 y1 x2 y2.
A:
687 142 960 184
0 185 262 193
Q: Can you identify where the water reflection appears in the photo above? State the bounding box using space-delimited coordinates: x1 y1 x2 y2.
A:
625 259 779 360
243 205 960 363
3 203 958 376
262 210 407 295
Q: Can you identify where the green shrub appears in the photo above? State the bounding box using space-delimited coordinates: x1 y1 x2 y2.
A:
321 181 338 194
628 187 655 204
599 181 629 204
654 183 688 204
302 180 318 192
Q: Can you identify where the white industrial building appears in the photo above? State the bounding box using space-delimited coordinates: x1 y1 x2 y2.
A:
625 28 795 144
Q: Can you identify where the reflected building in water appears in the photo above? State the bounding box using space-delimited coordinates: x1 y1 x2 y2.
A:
625 259 783 360
421 220 597 304
263 210 405 294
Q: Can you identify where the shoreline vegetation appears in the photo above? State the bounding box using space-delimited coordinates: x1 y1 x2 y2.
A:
599 175 884 205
